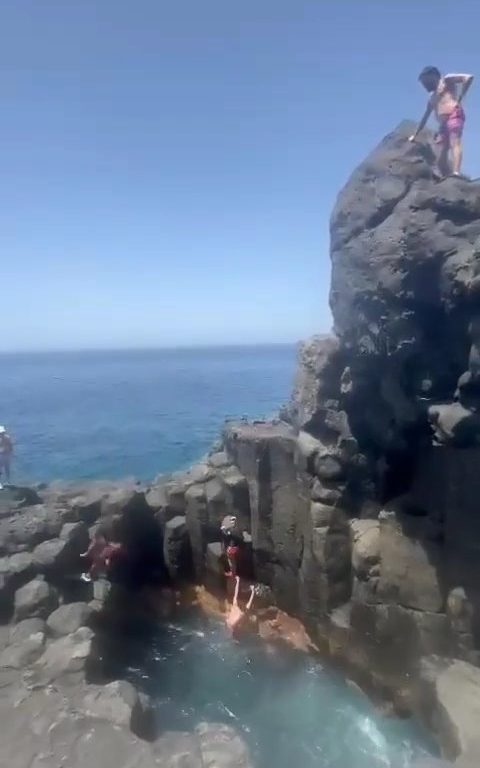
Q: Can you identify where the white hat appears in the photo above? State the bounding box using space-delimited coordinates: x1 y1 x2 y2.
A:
0 427 6 434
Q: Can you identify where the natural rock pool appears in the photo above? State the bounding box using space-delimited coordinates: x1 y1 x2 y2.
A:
100 611 438 768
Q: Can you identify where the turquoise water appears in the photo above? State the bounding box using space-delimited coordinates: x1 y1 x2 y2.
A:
112 613 437 768
0 345 295 483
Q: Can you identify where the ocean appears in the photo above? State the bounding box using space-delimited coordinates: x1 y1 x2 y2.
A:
0 345 296 484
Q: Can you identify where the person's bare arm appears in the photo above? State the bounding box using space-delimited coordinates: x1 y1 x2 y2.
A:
81 539 97 558
444 73 474 103
80 543 92 558
233 575 240 607
246 585 255 611
409 103 433 141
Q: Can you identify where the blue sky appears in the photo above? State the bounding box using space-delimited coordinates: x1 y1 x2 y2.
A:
2 1 480 351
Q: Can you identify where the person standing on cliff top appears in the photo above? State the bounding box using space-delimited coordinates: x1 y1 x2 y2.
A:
409 66 474 177
0 427 13 490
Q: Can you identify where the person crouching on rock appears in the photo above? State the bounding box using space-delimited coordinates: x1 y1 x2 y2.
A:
226 576 256 637
80 531 107 582
101 540 126 579
80 532 126 583
409 66 474 177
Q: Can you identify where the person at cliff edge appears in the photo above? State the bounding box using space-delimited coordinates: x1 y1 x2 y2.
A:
0 427 13 489
409 66 474 177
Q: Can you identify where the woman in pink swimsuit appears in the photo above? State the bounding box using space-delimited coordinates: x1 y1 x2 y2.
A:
409 66 474 177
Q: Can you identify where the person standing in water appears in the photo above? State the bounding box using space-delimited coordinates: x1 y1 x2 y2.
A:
226 576 256 636
409 66 474 177
0 427 14 489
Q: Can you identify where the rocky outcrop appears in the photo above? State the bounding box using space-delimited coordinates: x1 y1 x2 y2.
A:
150 121 480 763
33 625 94 682
104 117 480 764
0 467 261 768
47 601 93 636
163 515 192 581
81 679 152 732
0 669 253 768
0 504 62 554
14 578 58 621
420 658 480 761
0 623 46 668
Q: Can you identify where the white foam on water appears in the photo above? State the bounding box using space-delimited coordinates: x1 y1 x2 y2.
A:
356 716 391 766
166 622 182 631
218 702 237 720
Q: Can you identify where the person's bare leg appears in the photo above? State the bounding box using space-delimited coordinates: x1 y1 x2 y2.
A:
4 459 10 484
437 143 451 177
451 135 463 175
233 575 240 607
246 585 255 611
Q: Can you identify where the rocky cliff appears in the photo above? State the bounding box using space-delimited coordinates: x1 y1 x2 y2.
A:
158 121 480 762
2 121 480 766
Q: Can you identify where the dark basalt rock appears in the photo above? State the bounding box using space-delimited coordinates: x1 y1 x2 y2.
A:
163 516 193 582
162 122 480 762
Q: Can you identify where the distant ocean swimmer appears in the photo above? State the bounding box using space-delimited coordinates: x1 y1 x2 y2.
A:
0 426 13 490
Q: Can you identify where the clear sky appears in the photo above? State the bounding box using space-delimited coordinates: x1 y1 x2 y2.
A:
2 1 480 351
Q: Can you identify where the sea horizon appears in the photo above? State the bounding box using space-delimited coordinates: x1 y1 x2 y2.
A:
0 340 304 358
0 344 297 484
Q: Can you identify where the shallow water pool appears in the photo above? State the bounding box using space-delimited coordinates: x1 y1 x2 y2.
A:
104 612 438 768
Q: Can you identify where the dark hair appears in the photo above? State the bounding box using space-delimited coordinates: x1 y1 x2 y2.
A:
419 66 441 81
